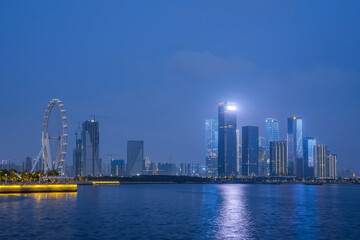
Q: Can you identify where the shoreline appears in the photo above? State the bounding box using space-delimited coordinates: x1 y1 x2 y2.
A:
0 184 77 193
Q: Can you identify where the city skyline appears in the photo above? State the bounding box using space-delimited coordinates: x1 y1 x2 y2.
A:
0 97 349 175
1 1 359 170
1 2 360 240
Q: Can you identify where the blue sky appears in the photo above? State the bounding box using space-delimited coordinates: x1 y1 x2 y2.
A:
0 1 359 169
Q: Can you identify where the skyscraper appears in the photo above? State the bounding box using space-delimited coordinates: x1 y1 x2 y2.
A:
265 118 280 157
73 132 82 176
242 126 259 176
236 129 241 174
258 137 266 176
287 117 303 177
127 140 144 176
218 102 237 177
270 141 288 176
328 154 338 178
81 120 100 176
303 137 316 177
205 119 218 177
314 144 327 178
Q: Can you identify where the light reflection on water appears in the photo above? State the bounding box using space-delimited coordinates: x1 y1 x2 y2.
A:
215 185 251 239
0 184 360 239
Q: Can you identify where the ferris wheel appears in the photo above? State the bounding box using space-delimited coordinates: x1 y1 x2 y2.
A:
31 99 68 173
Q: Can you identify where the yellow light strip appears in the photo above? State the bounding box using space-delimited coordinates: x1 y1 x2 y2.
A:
0 184 77 193
91 181 120 185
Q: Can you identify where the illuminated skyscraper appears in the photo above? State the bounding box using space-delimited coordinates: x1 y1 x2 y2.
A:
314 144 328 178
236 129 241 173
218 102 237 177
81 120 100 176
328 154 338 178
270 141 288 176
303 137 316 177
242 126 259 176
258 137 266 176
265 118 280 157
287 117 303 177
205 119 218 177
127 140 144 176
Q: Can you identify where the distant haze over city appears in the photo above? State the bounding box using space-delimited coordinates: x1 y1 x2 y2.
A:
0 1 359 170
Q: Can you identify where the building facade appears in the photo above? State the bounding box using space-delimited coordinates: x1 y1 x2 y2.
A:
180 163 193 176
242 126 259 176
236 129 241 174
111 159 125 177
303 137 316 177
314 144 328 178
218 102 238 177
127 140 144 176
81 120 100 176
270 141 288 176
158 163 177 175
258 137 267 176
328 154 338 178
265 118 280 157
73 134 82 176
23 156 33 172
287 117 304 177
205 119 218 177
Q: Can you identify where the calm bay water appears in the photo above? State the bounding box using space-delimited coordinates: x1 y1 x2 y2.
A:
1 184 360 239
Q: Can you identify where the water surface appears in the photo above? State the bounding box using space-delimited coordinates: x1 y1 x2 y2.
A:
0 184 359 239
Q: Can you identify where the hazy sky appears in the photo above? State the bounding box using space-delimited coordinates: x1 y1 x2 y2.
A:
1 1 359 169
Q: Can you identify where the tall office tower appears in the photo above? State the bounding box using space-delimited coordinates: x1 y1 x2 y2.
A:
73 134 82 176
270 141 288 176
287 117 304 177
205 119 218 177
328 154 338 178
218 102 238 177
303 137 316 178
242 126 259 176
314 144 328 178
236 129 241 173
81 120 100 176
111 159 125 177
23 156 33 172
265 118 280 157
127 140 144 176
258 137 266 176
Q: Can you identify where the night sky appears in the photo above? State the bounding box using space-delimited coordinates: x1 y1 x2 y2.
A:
1 1 359 169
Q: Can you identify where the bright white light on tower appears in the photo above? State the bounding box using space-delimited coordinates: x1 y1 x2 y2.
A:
227 105 237 111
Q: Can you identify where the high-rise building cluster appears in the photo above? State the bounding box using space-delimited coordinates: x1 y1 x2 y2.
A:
1 102 343 180
73 120 101 176
72 119 149 177
205 102 338 179
70 118 211 177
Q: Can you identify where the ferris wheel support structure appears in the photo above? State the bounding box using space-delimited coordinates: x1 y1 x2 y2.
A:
31 99 68 174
